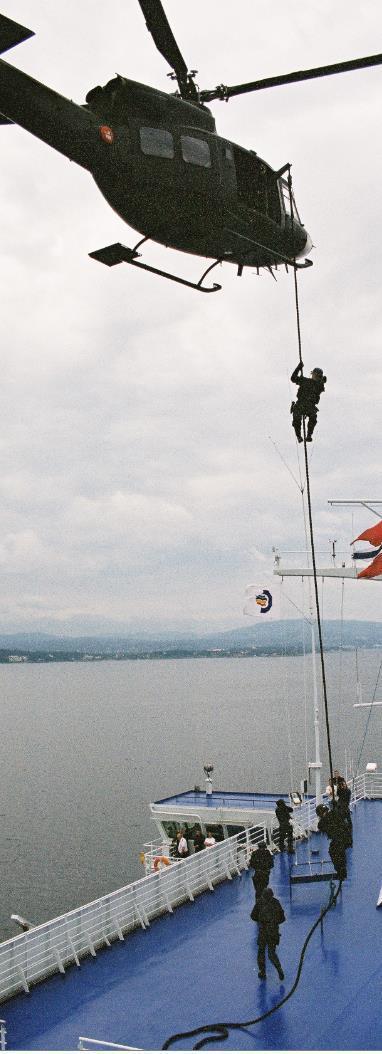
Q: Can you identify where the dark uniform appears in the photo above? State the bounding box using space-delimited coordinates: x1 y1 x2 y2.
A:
251 888 285 980
249 843 274 900
316 805 350 880
193 829 205 852
275 800 294 853
337 779 353 844
290 362 326 442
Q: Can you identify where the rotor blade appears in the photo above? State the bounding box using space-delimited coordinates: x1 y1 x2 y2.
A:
201 52 382 102
136 0 188 80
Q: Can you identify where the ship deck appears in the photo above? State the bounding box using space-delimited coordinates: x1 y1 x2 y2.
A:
152 790 290 810
2 798 382 1051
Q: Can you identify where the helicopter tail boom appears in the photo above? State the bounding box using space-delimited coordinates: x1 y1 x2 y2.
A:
0 15 111 172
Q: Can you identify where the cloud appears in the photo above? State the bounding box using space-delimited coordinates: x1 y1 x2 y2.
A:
0 0 381 631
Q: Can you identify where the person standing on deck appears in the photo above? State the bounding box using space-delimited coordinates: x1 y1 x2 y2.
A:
193 827 205 852
290 362 326 442
176 830 189 857
251 888 285 981
316 804 350 880
336 778 353 844
249 842 274 900
275 800 294 853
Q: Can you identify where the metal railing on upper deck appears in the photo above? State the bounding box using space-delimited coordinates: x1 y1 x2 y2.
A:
0 773 379 1007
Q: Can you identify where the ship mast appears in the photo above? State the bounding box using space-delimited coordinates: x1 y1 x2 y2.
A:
274 499 382 798
273 555 322 803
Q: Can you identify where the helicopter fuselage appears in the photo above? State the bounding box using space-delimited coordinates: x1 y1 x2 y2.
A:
0 45 311 270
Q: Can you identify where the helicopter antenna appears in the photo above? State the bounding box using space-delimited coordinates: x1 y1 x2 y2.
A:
137 0 198 101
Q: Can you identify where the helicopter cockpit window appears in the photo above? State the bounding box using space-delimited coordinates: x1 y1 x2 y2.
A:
181 136 211 168
139 127 174 159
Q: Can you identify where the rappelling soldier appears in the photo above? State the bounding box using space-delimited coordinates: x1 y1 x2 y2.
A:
251 887 285 981
249 841 274 900
290 361 326 442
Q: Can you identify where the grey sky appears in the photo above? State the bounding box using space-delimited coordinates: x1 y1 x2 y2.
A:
0 0 381 633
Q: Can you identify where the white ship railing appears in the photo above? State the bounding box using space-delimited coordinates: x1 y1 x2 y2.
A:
0 773 379 1006
0 825 266 1004
140 841 174 875
78 1039 141 1051
351 771 382 801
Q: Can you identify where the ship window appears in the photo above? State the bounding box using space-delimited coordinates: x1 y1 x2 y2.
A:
226 824 246 839
181 135 211 168
162 821 178 838
139 127 174 159
204 823 224 841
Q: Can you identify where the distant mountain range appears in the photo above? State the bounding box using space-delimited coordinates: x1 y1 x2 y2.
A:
0 620 381 662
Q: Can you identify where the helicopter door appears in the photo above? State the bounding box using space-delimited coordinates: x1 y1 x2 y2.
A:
178 130 218 219
233 147 281 224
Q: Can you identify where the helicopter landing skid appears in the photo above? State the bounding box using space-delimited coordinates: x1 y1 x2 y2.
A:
89 240 222 293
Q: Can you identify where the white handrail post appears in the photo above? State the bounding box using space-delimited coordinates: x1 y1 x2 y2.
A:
0 1020 6 1051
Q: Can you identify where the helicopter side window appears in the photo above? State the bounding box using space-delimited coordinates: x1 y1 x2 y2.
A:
181 136 211 168
139 127 174 159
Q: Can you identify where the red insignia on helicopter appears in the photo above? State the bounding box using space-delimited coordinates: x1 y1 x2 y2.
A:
99 125 114 144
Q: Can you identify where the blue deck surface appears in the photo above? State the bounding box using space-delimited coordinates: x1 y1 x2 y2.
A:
153 790 290 810
2 799 382 1051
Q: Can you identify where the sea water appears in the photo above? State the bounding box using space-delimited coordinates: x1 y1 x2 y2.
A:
0 649 381 940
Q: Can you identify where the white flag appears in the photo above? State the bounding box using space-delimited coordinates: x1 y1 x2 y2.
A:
243 583 278 618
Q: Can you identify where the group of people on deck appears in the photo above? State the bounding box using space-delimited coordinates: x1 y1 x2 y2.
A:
249 774 352 982
170 827 217 858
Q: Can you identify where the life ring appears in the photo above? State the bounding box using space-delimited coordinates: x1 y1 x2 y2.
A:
153 856 170 870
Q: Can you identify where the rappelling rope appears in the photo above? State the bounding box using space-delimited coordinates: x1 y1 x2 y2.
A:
301 576 309 782
163 178 340 1053
337 578 345 765
288 169 335 798
161 880 342 1049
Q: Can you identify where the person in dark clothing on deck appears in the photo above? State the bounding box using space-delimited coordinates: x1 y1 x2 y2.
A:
316 803 350 880
249 841 274 900
193 827 205 852
251 888 285 981
336 778 353 844
290 361 326 442
275 799 294 853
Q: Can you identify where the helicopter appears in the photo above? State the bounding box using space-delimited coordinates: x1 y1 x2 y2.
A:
0 4 382 293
